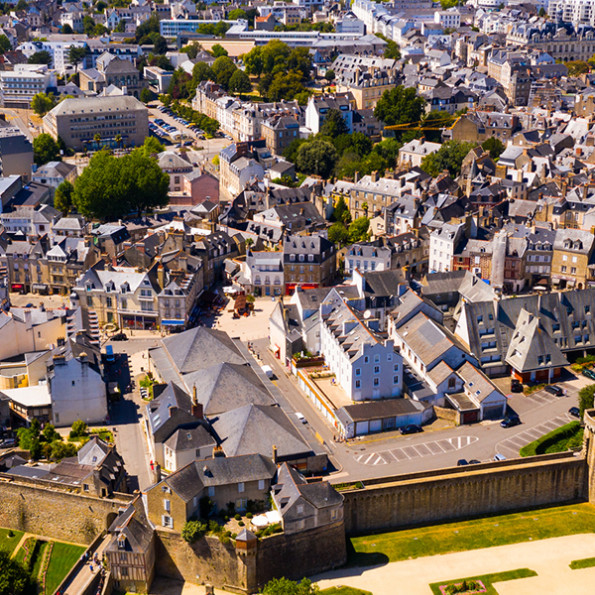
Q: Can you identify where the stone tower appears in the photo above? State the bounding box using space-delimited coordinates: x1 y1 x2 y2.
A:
582 408 595 503
235 528 258 593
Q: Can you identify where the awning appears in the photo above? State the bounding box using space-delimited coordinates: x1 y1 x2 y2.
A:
32 283 48 290
161 319 185 326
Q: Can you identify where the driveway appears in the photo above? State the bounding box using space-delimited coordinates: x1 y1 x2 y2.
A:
314 534 595 595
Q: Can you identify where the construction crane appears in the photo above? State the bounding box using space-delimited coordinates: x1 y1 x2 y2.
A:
383 115 461 133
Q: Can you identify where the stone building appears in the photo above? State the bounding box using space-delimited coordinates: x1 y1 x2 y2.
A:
283 234 336 293
79 53 143 97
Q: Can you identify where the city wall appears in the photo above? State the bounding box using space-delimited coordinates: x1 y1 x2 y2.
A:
0 475 133 544
340 452 588 534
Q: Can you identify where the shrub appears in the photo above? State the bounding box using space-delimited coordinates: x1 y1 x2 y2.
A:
234 513 242 521
182 520 207 543
208 520 221 534
69 420 88 439
238 520 245 527
246 512 253 519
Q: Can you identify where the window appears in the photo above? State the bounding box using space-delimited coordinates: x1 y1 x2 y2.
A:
393 364 399 372
355 368 361 376
374 365 380 374
373 378 379 386
355 380 361 388
162 515 173 528
238 482 245 493
106 296 112 308
163 499 170 512
393 376 399 384
364 356 369 363
83 484 89 492
258 479 265 490
208 486 215 497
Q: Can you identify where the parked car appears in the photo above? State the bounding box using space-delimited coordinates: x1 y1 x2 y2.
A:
545 385 564 396
400 424 423 435
457 459 469 466
295 412 307 424
493 453 507 461
569 406 580 418
511 379 523 393
583 368 595 381
468 459 481 465
111 332 128 341
0 438 15 448
501 416 521 428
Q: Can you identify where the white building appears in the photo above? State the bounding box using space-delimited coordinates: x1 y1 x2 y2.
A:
320 297 402 401
244 250 284 296
345 243 391 276
434 9 461 29
549 0 595 27
0 64 56 108
429 222 466 273
398 138 442 168
18 40 88 73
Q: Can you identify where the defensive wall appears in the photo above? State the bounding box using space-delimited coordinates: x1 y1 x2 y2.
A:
0 474 134 544
338 451 589 534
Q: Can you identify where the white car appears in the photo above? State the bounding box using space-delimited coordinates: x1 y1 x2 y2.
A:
295 412 307 424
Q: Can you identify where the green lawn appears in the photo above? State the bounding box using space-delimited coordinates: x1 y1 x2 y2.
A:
570 556 595 570
429 569 537 595
320 588 372 595
14 537 37 567
44 541 86 595
31 540 49 580
520 421 583 457
0 528 23 555
349 503 595 566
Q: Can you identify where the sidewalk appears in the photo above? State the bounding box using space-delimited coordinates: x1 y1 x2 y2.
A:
63 535 110 595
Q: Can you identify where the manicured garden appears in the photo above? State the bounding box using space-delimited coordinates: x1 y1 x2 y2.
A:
429 569 537 595
320 588 372 595
349 503 595 566
569 556 595 570
6 532 85 595
519 421 583 457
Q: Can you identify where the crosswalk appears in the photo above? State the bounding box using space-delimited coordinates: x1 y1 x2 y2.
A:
353 435 479 466
497 414 574 455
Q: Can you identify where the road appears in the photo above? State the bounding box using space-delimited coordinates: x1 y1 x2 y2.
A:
0 108 36 141
253 338 583 482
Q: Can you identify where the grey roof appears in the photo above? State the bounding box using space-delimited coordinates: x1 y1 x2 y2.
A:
182 362 275 416
211 404 311 460
338 398 424 423
46 94 146 116
164 425 216 452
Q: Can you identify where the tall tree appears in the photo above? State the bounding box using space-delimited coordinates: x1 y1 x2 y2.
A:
0 551 35 595
228 69 251 97
374 85 426 127
212 56 237 90
28 50 52 65
420 140 477 177
33 133 60 165
0 34 11 54
54 180 74 215
31 92 55 116
320 108 349 137
68 45 88 71
210 43 228 58
296 139 337 179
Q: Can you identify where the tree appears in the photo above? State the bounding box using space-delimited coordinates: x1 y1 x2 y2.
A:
482 137 505 160
440 0 460 7
15 0 27 10
565 60 590 77
283 138 307 163
0 34 11 54
228 69 251 97
327 221 349 245
212 56 237 90
324 68 335 82
420 140 477 177
579 384 595 418
140 87 153 103
191 61 215 88
135 15 160 42
140 135 164 156
348 217 370 243
262 577 318 595
69 419 88 439
42 423 61 443
54 180 74 215
83 15 96 36
374 85 426 127
0 551 35 595
539 6 546 17
210 43 228 58
320 108 349 138
28 50 52 65
61 23 74 34
69 45 88 71
266 71 306 101
182 520 207 543
31 92 55 117
332 195 351 225
33 133 60 166
228 8 247 20
296 139 337 179
181 43 199 59
73 149 169 220
384 39 401 60
243 46 263 77
167 68 191 99
422 110 454 142
153 35 168 55
17 418 41 460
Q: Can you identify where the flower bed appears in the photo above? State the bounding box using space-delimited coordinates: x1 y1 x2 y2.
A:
38 541 54 595
439 579 487 595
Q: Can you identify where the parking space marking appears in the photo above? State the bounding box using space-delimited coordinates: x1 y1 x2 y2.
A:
354 435 479 465
499 415 573 454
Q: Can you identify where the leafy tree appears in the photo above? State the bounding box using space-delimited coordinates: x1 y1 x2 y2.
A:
283 138 307 163
320 108 349 137
372 137 401 166
54 180 74 215
167 68 191 99
333 132 372 158
332 195 351 224
31 92 55 116
96 1 107 12
61 23 74 34
440 0 460 7
42 424 61 443
327 222 349 245
69 419 88 439
422 110 454 142
33 133 60 166
374 85 426 127
69 45 88 71
153 35 168 55
357 151 389 176
243 46 263 77
149 54 173 70
579 384 595 418
420 140 477 177
181 43 199 59
212 56 237 90
262 577 318 595
228 69 251 97
384 39 401 60
191 61 215 89
348 217 370 243
73 149 169 220
0 550 35 595
210 43 228 58
266 71 306 101
294 90 311 106
565 60 590 77
296 139 337 179
287 47 312 81
140 87 153 103
44 440 77 461
83 15 96 36
0 34 11 54
539 7 546 17
228 8 247 20
15 0 27 10
182 520 207 543
324 68 335 82
17 418 40 449
135 15 160 42
28 50 52 65
140 135 164 156
482 137 505 160
94 23 107 36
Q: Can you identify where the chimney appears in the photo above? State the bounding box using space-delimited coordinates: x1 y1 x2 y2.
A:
153 463 162 483
213 445 225 458
191 385 203 419
354 171 359 183
272 444 278 464
157 264 165 288
371 170 379 182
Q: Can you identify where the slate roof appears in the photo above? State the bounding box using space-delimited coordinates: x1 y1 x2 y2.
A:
338 398 425 423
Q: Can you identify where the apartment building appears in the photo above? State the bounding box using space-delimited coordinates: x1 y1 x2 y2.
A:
0 64 56 108
551 228 595 290
283 234 336 293
18 40 88 73
43 95 149 151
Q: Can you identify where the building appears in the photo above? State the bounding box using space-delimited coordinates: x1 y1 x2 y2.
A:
0 124 33 179
283 234 336 293
219 143 265 202
429 222 467 273
345 242 391 276
0 64 56 108
243 250 284 296
398 138 441 168
43 95 149 151
79 53 143 98
261 115 300 156
552 228 595 290
320 297 402 401
17 40 88 73
305 93 355 135
31 161 77 192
